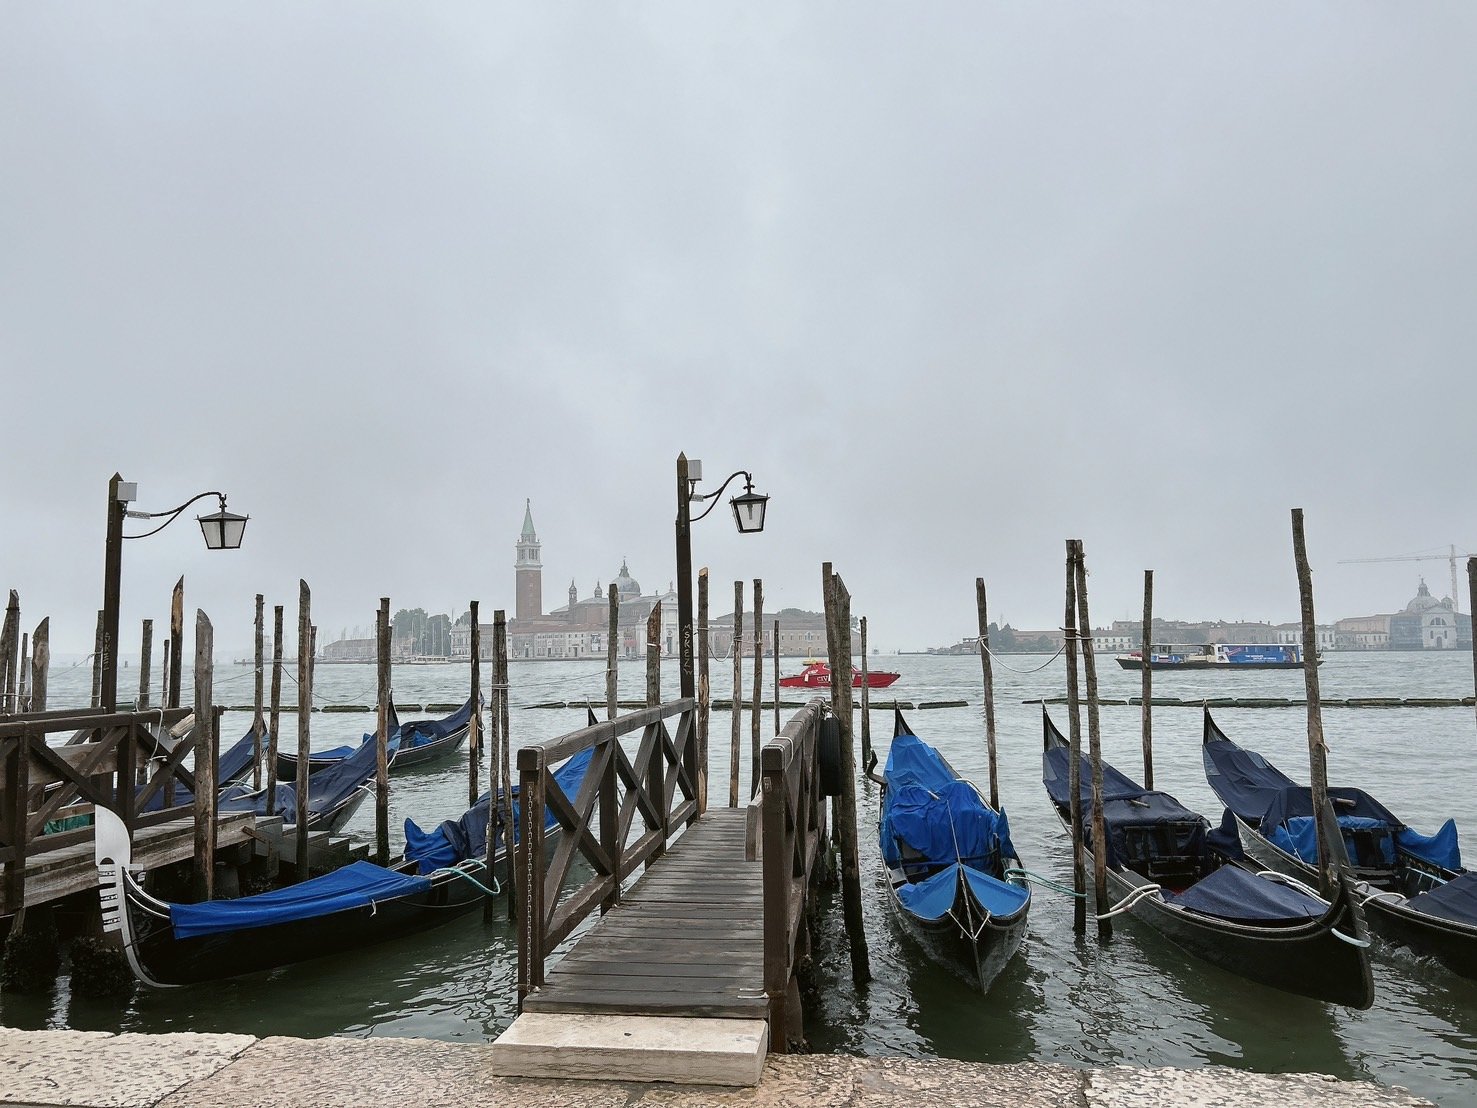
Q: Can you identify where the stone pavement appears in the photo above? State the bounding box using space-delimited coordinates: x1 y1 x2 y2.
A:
0 1028 1435 1108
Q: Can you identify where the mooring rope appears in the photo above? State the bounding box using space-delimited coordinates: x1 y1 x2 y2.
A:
976 638 1068 674
1096 883 1161 919
1004 867 1085 898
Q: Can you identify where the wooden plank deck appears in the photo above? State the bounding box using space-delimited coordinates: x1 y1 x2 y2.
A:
523 807 767 1019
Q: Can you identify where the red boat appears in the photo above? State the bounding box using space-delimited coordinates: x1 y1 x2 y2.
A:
777 661 900 689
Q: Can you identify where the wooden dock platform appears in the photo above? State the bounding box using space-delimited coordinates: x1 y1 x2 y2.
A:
522 808 764 1019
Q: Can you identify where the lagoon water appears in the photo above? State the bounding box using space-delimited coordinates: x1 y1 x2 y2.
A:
5 651 1477 1105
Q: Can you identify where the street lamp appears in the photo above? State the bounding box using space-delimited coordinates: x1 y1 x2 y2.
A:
100 474 248 711
675 454 768 700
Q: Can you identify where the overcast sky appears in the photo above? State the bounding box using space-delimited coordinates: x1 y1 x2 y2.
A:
4 4 1475 656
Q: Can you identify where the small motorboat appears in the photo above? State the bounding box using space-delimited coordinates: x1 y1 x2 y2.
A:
778 660 900 689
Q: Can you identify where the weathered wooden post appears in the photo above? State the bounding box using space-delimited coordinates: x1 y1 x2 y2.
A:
646 601 662 707
697 568 710 814
730 581 744 808
0 591 18 713
90 610 104 709
751 579 763 797
161 639 172 711
17 633 29 715
469 601 482 807
193 611 215 901
859 616 873 774
1073 541 1110 938
823 563 870 982
296 581 311 879
1469 557 1477 738
975 580 999 810
1064 541 1087 934
168 578 184 710
249 595 264 788
772 618 780 736
30 619 48 713
137 620 153 713
1141 570 1154 789
606 586 619 721
376 599 392 867
495 610 514 910
266 606 283 816
1291 509 1334 896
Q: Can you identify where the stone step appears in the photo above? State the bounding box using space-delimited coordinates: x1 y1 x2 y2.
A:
489 1013 767 1087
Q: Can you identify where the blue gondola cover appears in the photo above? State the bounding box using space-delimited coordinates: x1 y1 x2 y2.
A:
1406 871 1477 926
169 861 430 939
881 735 1018 871
1398 820 1461 872
1169 863 1325 922
896 862 1030 921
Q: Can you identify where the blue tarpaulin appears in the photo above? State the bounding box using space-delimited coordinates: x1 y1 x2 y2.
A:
169 861 430 940
881 734 1018 873
896 862 1030 921
404 747 595 874
1406 871 1477 926
1398 820 1461 872
1170 862 1325 922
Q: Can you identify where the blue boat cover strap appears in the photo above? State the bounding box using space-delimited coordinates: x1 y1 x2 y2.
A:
896 862 1029 922
1169 863 1325 923
169 861 430 940
1406 871 1477 926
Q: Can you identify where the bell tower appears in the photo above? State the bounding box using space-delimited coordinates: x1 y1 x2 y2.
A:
515 499 543 620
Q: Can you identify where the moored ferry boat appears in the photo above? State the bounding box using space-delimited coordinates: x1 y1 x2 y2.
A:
1116 642 1313 671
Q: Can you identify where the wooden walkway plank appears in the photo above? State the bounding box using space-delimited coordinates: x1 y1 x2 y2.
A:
523 809 766 1021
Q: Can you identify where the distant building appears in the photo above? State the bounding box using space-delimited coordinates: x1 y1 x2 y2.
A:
320 637 375 662
1388 579 1471 650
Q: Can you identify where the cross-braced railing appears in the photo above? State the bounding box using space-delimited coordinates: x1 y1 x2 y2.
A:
751 697 829 1049
516 697 700 1006
0 706 197 915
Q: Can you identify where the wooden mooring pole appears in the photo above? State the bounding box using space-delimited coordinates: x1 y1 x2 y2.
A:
1141 570 1153 790
485 612 504 922
606 586 618 721
193 611 215 902
1072 541 1110 938
1291 509 1334 897
646 601 661 707
750 579 763 798
772 618 780 737
1064 541 1087 934
823 562 870 983
697 568 710 814
296 581 311 879
0 591 17 714
138 619 153 713
30 618 49 713
495 610 514 912
859 616 873 775
252 595 265 789
1469 557 1477 740
376 599 391 867
469 600 482 807
974 580 999 810
729 580 744 808
17 632 29 715
90 610 103 709
168 578 184 711
266 605 283 817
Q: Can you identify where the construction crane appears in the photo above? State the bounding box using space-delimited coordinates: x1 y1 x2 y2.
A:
1338 544 1474 614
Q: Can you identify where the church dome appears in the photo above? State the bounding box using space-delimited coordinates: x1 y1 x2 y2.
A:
1404 578 1446 613
612 558 642 601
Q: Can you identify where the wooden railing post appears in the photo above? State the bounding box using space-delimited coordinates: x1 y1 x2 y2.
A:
760 739 788 1050
517 747 547 1008
599 735 620 912
193 611 215 902
3 729 31 913
116 720 137 829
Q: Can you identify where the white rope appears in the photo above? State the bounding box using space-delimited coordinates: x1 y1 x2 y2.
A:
1096 882 1161 920
976 639 1068 674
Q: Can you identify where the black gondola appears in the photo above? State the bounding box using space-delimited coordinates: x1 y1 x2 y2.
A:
1202 708 1477 979
275 698 473 782
880 709 1030 992
1042 708 1374 1008
95 747 593 988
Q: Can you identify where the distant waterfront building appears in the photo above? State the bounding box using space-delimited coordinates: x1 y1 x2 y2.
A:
1388 579 1472 650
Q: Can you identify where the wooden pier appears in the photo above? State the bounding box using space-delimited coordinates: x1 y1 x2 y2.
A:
493 697 832 1085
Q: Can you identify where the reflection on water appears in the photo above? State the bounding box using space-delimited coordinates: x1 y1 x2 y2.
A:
3 652 1476 1104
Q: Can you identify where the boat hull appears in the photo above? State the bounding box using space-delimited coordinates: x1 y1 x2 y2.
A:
1230 813 1477 980
1061 813 1373 1008
882 861 1029 993
1115 658 1308 671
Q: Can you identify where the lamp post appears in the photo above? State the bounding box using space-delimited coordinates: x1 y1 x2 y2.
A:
100 473 248 712
675 453 768 700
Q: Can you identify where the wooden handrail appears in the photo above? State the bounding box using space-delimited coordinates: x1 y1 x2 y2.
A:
516 697 700 1007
